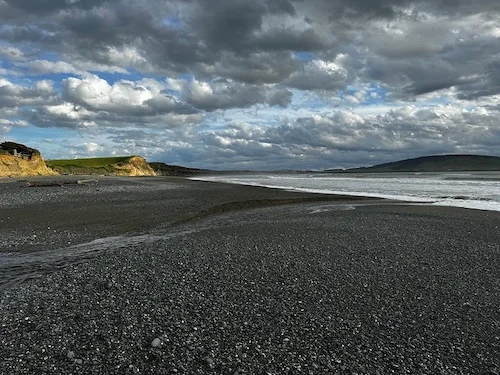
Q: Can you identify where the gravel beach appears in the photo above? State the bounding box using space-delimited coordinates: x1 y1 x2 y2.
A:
1 176 500 374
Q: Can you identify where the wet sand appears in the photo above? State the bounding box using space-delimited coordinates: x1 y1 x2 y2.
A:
1 176 500 374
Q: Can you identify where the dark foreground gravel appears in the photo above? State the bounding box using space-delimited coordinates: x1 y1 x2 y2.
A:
1 178 500 374
0 175 371 254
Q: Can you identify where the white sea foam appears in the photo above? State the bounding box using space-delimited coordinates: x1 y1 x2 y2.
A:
192 172 500 212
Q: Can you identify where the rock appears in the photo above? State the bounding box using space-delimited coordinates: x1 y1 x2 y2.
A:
0 141 58 177
151 338 161 348
67 350 75 359
205 356 215 368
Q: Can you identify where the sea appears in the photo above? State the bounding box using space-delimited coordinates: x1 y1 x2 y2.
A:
192 172 500 212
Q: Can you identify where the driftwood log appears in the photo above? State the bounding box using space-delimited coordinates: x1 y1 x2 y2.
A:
26 179 99 187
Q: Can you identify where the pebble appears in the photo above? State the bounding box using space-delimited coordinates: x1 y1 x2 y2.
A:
151 338 161 348
1 183 500 374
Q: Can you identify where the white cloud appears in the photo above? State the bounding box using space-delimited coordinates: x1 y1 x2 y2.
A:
0 46 24 60
285 56 348 91
1 0 500 169
0 118 28 127
166 77 292 111
0 78 57 108
19 60 82 75
104 46 148 68
62 74 194 115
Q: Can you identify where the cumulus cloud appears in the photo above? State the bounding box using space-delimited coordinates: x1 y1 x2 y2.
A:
285 56 349 91
0 45 24 60
1 0 500 168
167 78 292 111
161 104 500 170
19 60 83 75
0 78 57 108
62 74 196 115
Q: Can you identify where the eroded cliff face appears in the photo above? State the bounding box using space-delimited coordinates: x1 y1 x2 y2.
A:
112 156 156 176
0 153 58 177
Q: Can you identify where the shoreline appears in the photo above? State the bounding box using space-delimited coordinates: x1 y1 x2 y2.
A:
191 173 500 213
0 175 386 254
1 176 500 373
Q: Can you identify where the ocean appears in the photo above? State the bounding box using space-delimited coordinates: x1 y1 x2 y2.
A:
192 172 500 212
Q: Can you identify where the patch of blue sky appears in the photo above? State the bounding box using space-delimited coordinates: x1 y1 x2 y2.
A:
90 70 193 87
0 58 16 71
204 106 282 130
178 72 194 81
415 94 453 107
161 15 184 29
8 125 71 145
24 73 74 87
0 70 72 94
336 84 389 107
291 89 332 110
39 51 59 61
363 84 388 105
0 72 45 87
293 52 316 61
90 70 144 84
200 116 227 131
209 91 336 130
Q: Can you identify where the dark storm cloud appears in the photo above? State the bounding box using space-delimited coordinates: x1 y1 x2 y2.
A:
196 52 301 84
3 0 109 14
178 79 293 111
191 0 267 51
253 28 331 52
1 0 499 95
1 0 327 79
359 17 500 99
1 0 500 169
296 0 500 19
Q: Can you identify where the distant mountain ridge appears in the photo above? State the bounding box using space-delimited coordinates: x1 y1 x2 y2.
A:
329 155 500 173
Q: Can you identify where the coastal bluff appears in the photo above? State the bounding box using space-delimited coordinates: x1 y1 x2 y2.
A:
112 156 156 176
0 142 57 177
46 155 156 176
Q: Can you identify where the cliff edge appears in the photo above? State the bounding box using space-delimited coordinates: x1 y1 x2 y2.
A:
46 155 156 176
0 142 57 177
113 156 156 176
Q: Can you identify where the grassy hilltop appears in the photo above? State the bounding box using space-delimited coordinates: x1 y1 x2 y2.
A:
327 155 500 173
46 156 156 176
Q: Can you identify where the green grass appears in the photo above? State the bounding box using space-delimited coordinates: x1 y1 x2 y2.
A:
46 156 138 175
47 156 132 168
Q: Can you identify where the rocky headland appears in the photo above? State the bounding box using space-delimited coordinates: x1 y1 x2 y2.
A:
46 155 156 177
0 142 57 177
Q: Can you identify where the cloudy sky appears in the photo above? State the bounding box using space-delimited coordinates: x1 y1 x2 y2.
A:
1 0 499 170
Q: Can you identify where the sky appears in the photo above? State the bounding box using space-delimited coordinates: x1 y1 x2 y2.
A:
0 0 499 170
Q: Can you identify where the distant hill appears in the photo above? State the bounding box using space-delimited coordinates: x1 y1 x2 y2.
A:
327 155 500 173
47 156 155 176
149 162 211 176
